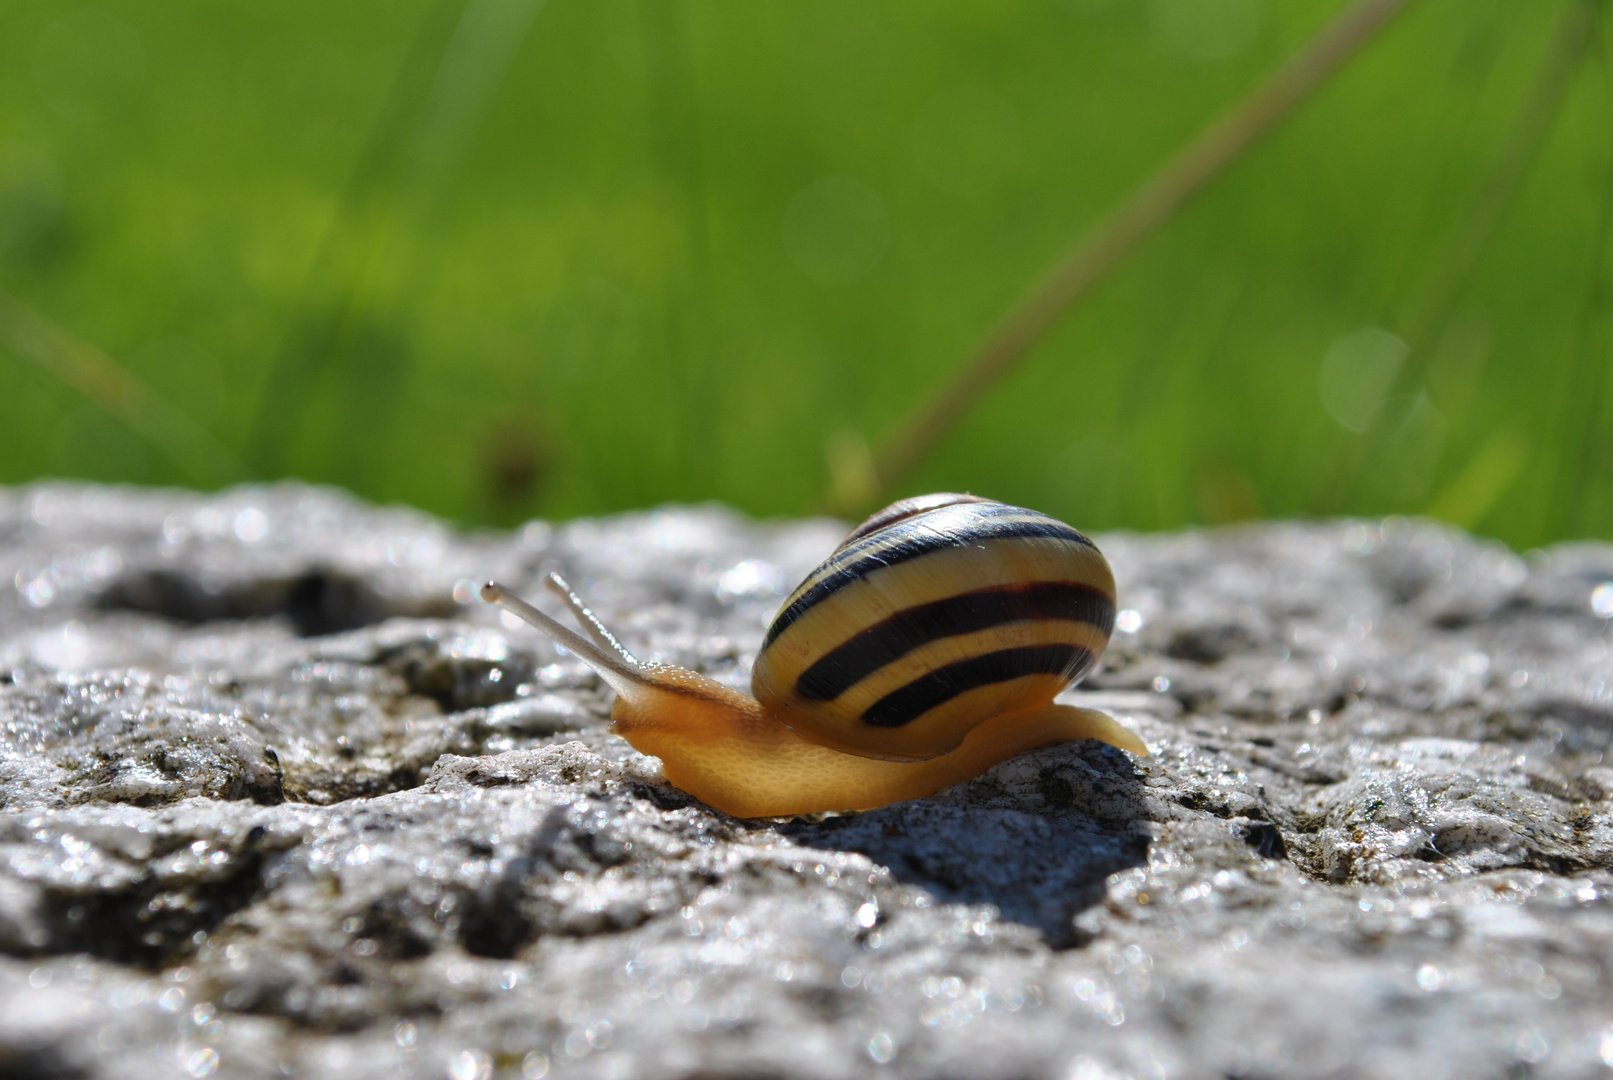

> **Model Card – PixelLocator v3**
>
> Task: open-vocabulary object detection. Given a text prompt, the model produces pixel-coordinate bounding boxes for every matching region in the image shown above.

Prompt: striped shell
[750,494,1116,762]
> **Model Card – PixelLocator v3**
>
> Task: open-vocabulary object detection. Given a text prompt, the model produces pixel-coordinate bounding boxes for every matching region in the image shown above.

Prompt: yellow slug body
[608,663,1145,817]
[481,494,1145,818]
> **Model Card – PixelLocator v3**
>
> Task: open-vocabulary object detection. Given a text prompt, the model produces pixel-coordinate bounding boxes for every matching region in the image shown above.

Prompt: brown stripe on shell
[793,581,1115,703]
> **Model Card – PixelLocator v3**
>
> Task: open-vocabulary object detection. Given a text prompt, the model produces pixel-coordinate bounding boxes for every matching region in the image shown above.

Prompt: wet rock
[0,483,1611,1078]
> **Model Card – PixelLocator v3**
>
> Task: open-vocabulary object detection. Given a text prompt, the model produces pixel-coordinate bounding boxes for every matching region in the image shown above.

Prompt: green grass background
[0,0,1609,548]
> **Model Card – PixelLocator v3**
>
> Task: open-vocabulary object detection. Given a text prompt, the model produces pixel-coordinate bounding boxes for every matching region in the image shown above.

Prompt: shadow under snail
[481,493,1147,818]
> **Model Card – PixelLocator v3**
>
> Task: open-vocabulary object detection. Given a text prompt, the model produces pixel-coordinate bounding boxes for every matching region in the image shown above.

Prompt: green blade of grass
[0,287,242,488]
[849,0,1419,515]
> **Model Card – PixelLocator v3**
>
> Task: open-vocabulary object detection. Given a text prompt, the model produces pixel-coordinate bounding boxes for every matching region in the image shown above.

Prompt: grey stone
[0,483,1611,1079]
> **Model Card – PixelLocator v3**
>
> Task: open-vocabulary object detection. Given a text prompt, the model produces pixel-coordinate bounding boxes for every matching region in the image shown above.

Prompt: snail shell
[752,493,1116,761]
[481,494,1144,818]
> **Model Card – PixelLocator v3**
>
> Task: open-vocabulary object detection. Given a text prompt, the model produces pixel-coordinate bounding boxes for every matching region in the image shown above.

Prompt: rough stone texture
[2,482,1612,1080]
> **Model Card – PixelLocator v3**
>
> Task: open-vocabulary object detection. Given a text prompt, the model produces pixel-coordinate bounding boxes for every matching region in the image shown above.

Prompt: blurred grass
[0,0,1608,548]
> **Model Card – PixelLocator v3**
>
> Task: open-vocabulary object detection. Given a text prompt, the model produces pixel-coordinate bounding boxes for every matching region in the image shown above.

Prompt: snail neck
[480,578,775,748]
[609,664,776,749]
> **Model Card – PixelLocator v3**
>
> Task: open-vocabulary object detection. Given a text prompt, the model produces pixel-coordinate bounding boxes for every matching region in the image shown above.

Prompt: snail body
[482,494,1146,818]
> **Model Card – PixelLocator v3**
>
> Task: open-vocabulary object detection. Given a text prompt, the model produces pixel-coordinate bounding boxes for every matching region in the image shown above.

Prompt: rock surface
[2,482,1612,1079]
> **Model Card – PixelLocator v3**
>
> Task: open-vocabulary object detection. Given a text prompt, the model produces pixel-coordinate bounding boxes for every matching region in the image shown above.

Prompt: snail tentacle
[542,571,639,666]
[480,580,645,697]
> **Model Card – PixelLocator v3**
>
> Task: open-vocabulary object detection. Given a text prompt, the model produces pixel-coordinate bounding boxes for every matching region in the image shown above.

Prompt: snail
[481,493,1146,818]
